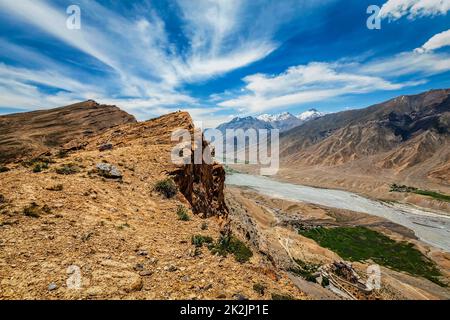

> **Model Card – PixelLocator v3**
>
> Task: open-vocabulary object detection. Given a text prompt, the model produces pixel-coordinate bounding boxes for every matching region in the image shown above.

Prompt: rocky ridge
[0,105,304,300]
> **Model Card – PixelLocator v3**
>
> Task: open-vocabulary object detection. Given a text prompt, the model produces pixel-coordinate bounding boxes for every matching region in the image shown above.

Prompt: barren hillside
[0,105,304,300]
[0,100,137,164]
[277,89,450,205]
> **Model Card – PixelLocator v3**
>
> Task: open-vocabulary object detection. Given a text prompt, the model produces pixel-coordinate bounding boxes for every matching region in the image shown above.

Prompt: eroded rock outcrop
[170,143,228,220]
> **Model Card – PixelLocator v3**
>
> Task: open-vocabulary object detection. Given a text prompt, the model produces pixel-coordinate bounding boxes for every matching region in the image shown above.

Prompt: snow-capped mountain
[297,109,325,121]
[257,112,296,122]
[216,116,273,133]
[216,110,325,133]
[257,112,303,132]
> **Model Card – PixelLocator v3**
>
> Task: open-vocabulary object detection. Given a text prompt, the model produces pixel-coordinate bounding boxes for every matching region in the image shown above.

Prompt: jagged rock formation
[80,111,229,222]
[0,100,137,164]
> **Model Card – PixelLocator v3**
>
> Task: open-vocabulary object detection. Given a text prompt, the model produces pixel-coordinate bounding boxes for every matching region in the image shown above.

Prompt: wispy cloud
[0,0,449,122]
[0,0,292,119]
[216,21,450,114]
[415,29,450,53]
[379,0,450,21]
[217,61,424,113]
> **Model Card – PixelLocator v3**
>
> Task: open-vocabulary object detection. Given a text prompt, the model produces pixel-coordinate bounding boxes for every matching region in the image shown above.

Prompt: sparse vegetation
[209,235,253,263]
[41,205,52,214]
[191,235,213,248]
[390,183,450,203]
[0,194,5,204]
[56,149,69,158]
[176,205,190,221]
[200,222,208,230]
[155,178,177,198]
[33,164,42,173]
[56,163,79,175]
[23,156,53,168]
[23,203,42,218]
[289,259,320,283]
[117,223,130,230]
[46,184,63,191]
[299,226,445,286]
[271,293,295,300]
[253,283,266,296]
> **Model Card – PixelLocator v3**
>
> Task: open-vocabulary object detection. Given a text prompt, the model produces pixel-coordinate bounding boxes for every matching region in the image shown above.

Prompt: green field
[390,184,450,202]
[299,226,445,286]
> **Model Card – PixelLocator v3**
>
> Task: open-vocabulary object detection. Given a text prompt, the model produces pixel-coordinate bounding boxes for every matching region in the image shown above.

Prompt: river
[226,173,450,252]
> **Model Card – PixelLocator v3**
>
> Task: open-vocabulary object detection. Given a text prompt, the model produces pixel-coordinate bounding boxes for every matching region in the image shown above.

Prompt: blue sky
[0,0,449,127]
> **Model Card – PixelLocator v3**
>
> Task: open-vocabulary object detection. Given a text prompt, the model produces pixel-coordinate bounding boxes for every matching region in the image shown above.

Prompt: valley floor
[229,163,450,214]
[225,186,450,300]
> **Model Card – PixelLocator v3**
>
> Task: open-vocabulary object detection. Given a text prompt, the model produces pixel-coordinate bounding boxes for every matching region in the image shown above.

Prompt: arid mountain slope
[281,89,449,164]
[0,100,137,164]
[278,89,450,201]
[0,107,304,300]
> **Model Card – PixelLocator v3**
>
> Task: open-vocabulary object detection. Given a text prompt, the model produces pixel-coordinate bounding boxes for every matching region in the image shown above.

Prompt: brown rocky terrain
[0,100,137,164]
[0,104,304,300]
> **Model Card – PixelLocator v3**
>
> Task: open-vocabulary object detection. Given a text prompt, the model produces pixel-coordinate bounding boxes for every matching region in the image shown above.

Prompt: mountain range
[217,109,325,133]
[274,89,450,210]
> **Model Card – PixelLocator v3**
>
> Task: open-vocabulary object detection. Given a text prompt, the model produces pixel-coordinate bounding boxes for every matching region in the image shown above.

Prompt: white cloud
[218,62,418,112]
[217,27,450,114]
[415,29,450,53]
[361,51,450,77]
[0,0,286,116]
[379,0,450,21]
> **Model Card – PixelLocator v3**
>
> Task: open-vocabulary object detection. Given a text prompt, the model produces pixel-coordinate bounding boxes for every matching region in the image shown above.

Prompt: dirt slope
[0,109,304,300]
[0,100,137,164]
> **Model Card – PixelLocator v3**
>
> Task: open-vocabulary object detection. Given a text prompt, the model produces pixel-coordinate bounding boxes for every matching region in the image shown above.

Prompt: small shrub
[271,293,295,300]
[32,161,50,173]
[0,166,10,173]
[23,203,42,218]
[289,259,320,283]
[253,283,266,296]
[117,223,130,230]
[155,178,177,198]
[56,163,79,175]
[57,149,69,158]
[42,205,52,214]
[210,235,253,263]
[177,205,190,221]
[23,203,52,218]
[47,184,63,191]
[23,157,53,168]
[201,222,208,230]
[321,276,330,287]
[191,235,214,248]
[0,194,5,204]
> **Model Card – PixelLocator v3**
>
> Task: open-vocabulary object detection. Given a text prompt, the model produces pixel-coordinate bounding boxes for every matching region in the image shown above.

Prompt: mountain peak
[297,109,325,121]
[257,112,296,122]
